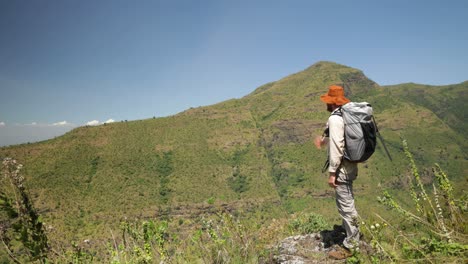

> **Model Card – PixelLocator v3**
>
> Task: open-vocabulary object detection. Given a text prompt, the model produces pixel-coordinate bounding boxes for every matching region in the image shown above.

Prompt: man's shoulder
[328,113,343,123]
[331,107,342,116]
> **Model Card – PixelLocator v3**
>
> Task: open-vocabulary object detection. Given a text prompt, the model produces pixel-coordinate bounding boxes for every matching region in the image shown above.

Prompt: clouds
[53,121,70,126]
[0,118,116,146]
[0,121,77,147]
[0,118,115,127]
[85,119,116,126]
[0,121,75,127]
[86,120,100,126]
[1,119,116,128]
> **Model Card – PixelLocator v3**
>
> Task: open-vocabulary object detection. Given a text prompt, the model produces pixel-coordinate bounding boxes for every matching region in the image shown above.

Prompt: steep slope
[382,81,468,136]
[0,61,466,243]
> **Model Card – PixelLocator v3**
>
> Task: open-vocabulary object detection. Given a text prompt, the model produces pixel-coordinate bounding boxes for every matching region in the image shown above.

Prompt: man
[314,85,359,260]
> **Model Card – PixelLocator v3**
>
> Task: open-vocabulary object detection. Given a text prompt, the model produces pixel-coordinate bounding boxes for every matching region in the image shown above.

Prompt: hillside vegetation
[0,61,466,262]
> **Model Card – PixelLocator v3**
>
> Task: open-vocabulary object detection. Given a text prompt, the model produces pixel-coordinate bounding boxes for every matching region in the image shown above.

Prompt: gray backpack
[322,102,391,172]
[335,102,377,162]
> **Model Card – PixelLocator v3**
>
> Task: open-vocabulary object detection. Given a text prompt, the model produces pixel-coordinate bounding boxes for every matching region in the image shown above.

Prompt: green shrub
[228,173,250,194]
[0,158,49,263]
[289,212,331,234]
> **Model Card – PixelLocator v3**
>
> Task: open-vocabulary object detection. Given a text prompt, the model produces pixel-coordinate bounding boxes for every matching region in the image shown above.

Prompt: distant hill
[1,61,466,243]
[381,81,468,136]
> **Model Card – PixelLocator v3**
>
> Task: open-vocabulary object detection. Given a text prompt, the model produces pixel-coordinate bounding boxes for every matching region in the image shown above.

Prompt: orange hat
[320,85,350,105]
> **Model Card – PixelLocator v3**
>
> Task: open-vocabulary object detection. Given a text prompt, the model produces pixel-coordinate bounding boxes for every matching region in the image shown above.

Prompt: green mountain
[381,81,468,135]
[1,61,466,244]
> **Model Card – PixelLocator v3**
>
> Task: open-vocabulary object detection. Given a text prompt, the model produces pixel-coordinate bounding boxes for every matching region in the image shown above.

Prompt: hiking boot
[328,246,353,260]
[333,224,346,233]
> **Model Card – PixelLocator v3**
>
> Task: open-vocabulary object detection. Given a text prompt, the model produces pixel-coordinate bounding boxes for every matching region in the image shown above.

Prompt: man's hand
[314,136,326,149]
[328,173,337,188]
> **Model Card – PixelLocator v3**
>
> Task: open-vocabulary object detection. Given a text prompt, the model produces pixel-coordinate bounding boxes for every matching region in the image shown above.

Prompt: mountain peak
[306,61,353,70]
[248,61,378,98]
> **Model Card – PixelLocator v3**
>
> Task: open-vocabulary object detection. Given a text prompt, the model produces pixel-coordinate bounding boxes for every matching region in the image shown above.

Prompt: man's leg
[335,183,359,249]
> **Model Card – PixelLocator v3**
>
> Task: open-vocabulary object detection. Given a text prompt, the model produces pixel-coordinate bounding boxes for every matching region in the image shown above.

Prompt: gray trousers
[335,182,360,249]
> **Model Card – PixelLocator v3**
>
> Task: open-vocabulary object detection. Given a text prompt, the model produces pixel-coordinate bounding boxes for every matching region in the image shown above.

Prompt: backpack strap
[331,107,343,117]
[321,158,330,173]
[322,107,342,138]
[372,116,393,161]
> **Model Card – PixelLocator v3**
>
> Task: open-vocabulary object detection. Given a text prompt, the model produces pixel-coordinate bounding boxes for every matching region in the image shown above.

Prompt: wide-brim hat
[320,85,350,105]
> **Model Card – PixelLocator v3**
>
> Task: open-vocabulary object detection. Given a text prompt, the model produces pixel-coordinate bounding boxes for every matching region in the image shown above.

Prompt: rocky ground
[272,227,373,263]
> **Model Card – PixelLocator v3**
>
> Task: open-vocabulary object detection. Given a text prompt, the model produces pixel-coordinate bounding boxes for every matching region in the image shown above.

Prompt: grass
[1,143,467,263]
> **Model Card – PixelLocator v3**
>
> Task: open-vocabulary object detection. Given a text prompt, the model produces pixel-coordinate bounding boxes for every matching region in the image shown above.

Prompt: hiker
[314,85,359,260]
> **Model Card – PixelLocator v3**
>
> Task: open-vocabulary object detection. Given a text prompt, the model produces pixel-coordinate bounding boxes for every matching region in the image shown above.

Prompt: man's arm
[327,115,345,188]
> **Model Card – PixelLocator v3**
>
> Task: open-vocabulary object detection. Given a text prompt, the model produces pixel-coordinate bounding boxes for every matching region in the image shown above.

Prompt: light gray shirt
[327,108,358,182]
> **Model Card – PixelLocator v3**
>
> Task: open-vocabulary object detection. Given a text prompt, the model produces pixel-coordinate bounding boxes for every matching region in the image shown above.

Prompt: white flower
[375,223,380,228]
[371,225,375,230]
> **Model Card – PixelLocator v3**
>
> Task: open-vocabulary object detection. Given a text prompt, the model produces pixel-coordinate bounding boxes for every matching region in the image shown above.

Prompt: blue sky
[1,0,467,146]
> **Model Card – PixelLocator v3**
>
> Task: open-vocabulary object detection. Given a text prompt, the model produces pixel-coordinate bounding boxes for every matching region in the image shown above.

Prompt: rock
[274,233,339,263]
[273,229,373,263]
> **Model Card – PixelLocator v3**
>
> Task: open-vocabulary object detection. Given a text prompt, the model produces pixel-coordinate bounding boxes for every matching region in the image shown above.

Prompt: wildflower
[371,225,375,230]
[375,223,380,228]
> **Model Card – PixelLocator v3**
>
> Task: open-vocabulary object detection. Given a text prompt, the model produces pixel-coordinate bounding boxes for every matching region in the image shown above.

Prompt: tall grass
[374,139,467,263]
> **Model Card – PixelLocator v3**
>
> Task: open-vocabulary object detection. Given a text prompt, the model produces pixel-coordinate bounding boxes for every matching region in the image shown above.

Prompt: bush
[0,158,49,263]
[289,212,331,234]
[228,173,250,194]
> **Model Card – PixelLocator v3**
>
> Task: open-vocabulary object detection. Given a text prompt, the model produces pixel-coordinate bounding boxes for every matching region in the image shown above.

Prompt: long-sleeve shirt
[327,108,358,183]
